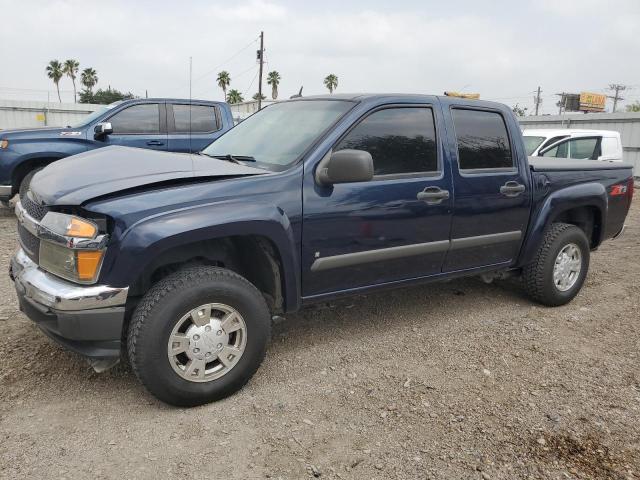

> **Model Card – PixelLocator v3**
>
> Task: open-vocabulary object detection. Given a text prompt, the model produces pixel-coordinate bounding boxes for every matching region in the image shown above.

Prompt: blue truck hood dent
[30,145,268,206]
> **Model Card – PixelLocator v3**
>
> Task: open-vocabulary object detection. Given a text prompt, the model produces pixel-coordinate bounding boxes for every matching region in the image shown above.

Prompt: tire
[127,266,271,407]
[19,167,44,200]
[522,223,590,307]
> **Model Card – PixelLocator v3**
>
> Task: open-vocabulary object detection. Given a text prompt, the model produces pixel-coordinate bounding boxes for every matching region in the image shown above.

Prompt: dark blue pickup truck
[10,94,633,406]
[0,98,233,206]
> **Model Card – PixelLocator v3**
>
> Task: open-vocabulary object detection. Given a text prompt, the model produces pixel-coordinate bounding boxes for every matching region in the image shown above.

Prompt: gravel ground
[0,200,639,480]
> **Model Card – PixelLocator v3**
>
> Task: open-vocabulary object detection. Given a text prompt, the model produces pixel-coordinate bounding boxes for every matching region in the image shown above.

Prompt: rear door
[302,103,453,297]
[167,103,225,153]
[102,102,168,150]
[442,104,531,272]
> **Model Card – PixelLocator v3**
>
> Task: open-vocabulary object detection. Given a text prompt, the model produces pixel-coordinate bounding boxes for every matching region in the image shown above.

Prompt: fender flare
[518,182,607,266]
[102,200,301,312]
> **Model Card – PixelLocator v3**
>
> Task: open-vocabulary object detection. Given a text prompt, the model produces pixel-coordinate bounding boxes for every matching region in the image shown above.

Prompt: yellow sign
[579,92,606,112]
[444,91,480,99]
[35,113,45,121]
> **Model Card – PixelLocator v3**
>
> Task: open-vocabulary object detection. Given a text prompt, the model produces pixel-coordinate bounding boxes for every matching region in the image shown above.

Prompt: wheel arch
[11,154,67,196]
[102,202,301,314]
[518,182,607,266]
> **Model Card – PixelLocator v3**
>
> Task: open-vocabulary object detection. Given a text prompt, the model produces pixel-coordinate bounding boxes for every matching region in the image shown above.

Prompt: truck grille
[21,190,48,221]
[18,223,40,263]
[17,188,48,264]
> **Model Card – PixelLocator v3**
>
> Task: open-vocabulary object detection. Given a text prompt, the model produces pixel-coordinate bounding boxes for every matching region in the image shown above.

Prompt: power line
[193,63,257,98]
[192,36,259,84]
[244,68,260,97]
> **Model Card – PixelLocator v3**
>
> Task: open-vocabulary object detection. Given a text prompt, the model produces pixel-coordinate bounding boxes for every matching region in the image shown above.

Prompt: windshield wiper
[197,152,257,165]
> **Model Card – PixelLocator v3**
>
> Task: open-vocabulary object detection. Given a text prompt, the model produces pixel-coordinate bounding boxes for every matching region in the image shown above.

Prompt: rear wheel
[522,223,590,306]
[127,266,271,407]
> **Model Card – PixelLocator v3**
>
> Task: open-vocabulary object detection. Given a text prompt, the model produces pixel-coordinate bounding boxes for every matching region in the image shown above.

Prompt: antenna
[189,56,193,154]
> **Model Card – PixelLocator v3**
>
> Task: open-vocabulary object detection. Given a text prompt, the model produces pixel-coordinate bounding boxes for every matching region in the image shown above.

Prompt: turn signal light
[77,251,104,281]
[66,217,97,238]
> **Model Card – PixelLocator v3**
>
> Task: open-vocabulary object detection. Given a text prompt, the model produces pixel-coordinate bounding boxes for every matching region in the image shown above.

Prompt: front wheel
[127,266,271,407]
[522,223,590,306]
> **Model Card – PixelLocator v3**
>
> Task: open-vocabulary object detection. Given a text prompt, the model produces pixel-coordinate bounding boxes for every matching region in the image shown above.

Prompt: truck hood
[0,126,83,141]
[30,146,268,206]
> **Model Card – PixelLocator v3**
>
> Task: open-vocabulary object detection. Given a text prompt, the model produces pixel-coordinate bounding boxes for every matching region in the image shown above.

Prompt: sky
[1,0,639,114]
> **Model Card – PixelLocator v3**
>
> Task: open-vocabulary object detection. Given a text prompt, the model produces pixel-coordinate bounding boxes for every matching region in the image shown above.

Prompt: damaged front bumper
[10,248,128,367]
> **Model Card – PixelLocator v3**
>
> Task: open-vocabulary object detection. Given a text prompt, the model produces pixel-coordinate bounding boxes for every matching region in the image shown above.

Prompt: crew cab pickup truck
[0,98,233,206]
[10,94,633,407]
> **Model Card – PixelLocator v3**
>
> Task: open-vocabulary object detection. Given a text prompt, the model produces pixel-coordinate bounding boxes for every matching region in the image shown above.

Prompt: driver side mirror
[94,122,113,139]
[315,149,374,186]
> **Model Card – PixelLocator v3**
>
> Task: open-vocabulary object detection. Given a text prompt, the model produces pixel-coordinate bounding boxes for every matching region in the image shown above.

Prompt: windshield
[69,101,123,128]
[523,135,546,155]
[202,100,354,170]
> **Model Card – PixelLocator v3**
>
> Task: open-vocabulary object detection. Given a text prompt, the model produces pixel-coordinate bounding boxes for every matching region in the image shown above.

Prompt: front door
[441,104,531,272]
[302,103,453,298]
[102,102,168,151]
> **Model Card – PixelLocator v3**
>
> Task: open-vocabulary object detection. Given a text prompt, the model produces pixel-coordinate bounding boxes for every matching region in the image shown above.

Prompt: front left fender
[100,199,301,312]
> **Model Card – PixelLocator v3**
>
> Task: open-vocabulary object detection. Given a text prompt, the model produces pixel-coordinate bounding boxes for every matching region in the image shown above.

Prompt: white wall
[0,99,101,130]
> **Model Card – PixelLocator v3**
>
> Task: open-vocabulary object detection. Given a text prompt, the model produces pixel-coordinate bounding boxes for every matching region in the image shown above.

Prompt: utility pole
[534,86,542,116]
[607,84,626,113]
[257,31,264,110]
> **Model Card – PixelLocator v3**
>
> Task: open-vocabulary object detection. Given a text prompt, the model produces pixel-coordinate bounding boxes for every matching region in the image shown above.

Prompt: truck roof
[118,98,227,105]
[287,93,509,110]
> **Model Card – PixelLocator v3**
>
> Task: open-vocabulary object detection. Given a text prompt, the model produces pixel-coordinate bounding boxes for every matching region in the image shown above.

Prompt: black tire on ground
[18,167,44,200]
[522,222,590,307]
[127,266,271,407]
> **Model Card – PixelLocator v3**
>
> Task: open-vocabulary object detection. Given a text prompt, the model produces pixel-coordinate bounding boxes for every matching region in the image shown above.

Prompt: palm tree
[46,60,64,103]
[252,92,266,101]
[226,89,244,104]
[80,68,98,94]
[324,74,338,94]
[63,59,80,103]
[217,71,231,101]
[267,71,281,100]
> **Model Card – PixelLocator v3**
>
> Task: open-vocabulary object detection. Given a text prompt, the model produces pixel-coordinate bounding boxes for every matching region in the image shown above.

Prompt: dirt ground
[0,199,639,480]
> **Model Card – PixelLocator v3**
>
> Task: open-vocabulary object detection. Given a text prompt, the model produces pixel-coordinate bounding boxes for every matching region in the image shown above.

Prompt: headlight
[38,212,107,284]
[41,212,97,238]
[0,139,8,149]
[39,241,105,283]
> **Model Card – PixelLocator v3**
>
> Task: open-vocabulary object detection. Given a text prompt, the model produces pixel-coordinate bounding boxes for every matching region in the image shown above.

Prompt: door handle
[500,181,526,197]
[146,140,164,146]
[417,187,450,204]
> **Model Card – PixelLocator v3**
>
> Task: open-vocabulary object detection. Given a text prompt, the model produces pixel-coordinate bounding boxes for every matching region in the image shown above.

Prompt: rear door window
[541,140,569,158]
[569,137,599,159]
[335,107,438,176]
[109,104,160,134]
[173,104,219,133]
[451,109,513,171]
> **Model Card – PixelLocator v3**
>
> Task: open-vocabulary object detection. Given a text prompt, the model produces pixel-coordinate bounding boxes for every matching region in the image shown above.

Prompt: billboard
[579,92,606,112]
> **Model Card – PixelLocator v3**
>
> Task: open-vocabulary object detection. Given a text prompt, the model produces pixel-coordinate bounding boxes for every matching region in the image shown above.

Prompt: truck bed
[528,157,633,172]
